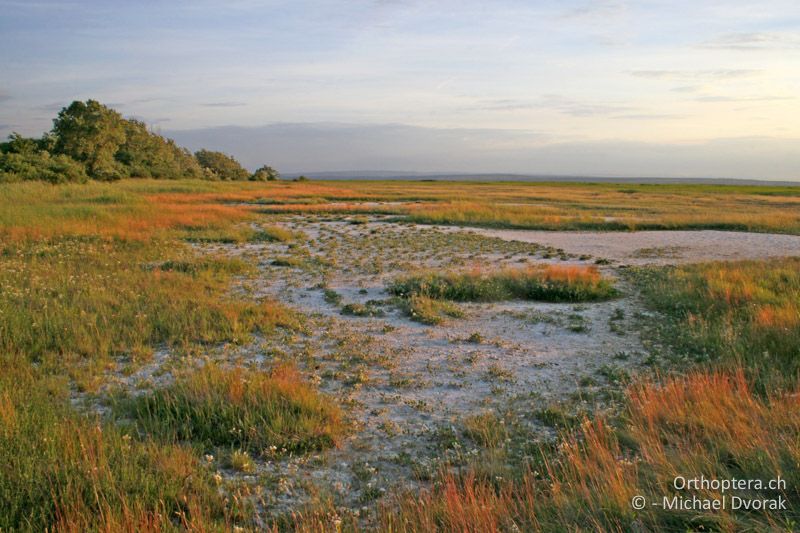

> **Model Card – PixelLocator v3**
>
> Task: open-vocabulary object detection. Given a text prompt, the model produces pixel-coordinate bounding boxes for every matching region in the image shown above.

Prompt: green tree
[0,132,88,184]
[194,149,249,181]
[0,132,39,155]
[251,165,279,181]
[52,100,127,180]
[116,119,202,179]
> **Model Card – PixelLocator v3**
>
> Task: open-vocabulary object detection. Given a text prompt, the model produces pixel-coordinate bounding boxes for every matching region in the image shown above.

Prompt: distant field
[1,179,799,531]
[6,178,800,236]
[20,178,797,235]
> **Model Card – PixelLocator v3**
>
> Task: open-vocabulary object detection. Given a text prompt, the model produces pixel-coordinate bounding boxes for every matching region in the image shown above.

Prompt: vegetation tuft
[120,363,344,455]
[389,264,618,303]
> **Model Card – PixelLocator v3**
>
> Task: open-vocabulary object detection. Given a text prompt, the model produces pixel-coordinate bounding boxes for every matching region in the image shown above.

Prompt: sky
[1,0,799,179]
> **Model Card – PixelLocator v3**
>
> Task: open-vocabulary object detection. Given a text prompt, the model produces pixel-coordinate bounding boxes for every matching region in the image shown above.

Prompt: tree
[251,165,279,181]
[0,132,88,184]
[51,100,127,180]
[194,149,249,181]
[116,119,202,179]
[0,132,39,155]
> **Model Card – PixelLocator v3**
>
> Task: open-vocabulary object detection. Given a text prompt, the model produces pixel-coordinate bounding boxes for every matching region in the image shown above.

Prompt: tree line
[0,100,279,183]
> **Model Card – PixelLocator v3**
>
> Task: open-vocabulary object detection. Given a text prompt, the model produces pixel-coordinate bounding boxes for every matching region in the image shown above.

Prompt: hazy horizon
[2,1,799,180]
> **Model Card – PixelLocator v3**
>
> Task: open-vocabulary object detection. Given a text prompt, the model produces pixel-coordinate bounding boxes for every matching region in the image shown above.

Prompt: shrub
[195,149,250,181]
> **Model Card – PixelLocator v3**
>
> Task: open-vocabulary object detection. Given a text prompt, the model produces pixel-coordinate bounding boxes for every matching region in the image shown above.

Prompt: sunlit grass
[390,264,618,303]
[2,178,799,530]
[374,372,799,532]
[120,362,344,455]
[0,362,240,532]
[0,239,299,391]
[0,179,323,530]
[632,258,800,391]
[368,258,800,532]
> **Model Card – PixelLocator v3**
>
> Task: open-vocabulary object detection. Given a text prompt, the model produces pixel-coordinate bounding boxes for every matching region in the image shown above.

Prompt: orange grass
[376,371,800,532]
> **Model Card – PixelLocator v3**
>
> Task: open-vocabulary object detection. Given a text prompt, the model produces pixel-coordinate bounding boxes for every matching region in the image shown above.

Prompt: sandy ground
[200,218,652,518]
[469,228,800,265]
[75,216,798,524]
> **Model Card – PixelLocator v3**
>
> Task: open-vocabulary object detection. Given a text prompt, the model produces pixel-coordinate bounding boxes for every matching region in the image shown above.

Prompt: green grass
[0,180,335,530]
[389,264,617,303]
[119,363,344,455]
[0,239,300,392]
[0,362,237,531]
[361,258,800,533]
[399,294,465,325]
[341,302,386,317]
[630,258,800,392]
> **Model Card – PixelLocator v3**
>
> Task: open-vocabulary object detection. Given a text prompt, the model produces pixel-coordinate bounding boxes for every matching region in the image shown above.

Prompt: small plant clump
[120,363,344,455]
[398,294,464,325]
[389,264,617,304]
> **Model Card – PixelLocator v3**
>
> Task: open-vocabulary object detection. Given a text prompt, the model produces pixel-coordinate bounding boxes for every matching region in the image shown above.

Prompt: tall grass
[0,362,239,531]
[121,363,344,455]
[389,265,618,303]
[0,180,329,530]
[632,258,800,391]
[377,371,799,532]
[370,258,800,532]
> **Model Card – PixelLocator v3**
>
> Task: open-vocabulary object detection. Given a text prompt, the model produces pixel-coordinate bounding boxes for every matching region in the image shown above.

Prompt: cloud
[693,95,795,103]
[128,115,172,125]
[471,95,634,116]
[165,122,800,180]
[612,113,687,120]
[200,101,248,108]
[630,69,761,81]
[699,32,800,50]
[561,1,626,20]
[33,101,66,112]
[0,91,10,103]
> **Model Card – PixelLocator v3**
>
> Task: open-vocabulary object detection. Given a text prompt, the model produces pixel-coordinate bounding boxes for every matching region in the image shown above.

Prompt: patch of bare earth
[192,217,654,522]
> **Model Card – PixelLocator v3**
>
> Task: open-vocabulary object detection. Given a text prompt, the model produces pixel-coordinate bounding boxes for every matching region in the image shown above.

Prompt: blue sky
[1,0,799,178]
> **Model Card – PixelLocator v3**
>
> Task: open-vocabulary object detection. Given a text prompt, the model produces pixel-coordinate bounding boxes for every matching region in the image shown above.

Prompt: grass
[341,302,386,317]
[120,363,344,455]
[398,294,465,325]
[378,372,799,532]
[219,179,800,235]
[11,178,795,236]
[389,264,618,303]
[362,257,800,532]
[0,239,299,391]
[3,178,800,530]
[631,258,800,392]
[0,362,238,532]
[0,180,333,530]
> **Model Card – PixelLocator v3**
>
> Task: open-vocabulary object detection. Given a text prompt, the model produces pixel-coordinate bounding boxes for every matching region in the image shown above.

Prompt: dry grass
[375,371,799,532]
[370,258,800,532]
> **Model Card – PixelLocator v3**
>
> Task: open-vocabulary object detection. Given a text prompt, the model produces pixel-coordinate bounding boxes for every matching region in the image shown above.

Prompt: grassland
[119,362,343,454]
[7,178,798,236]
[367,258,800,532]
[1,178,798,531]
[0,180,338,531]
